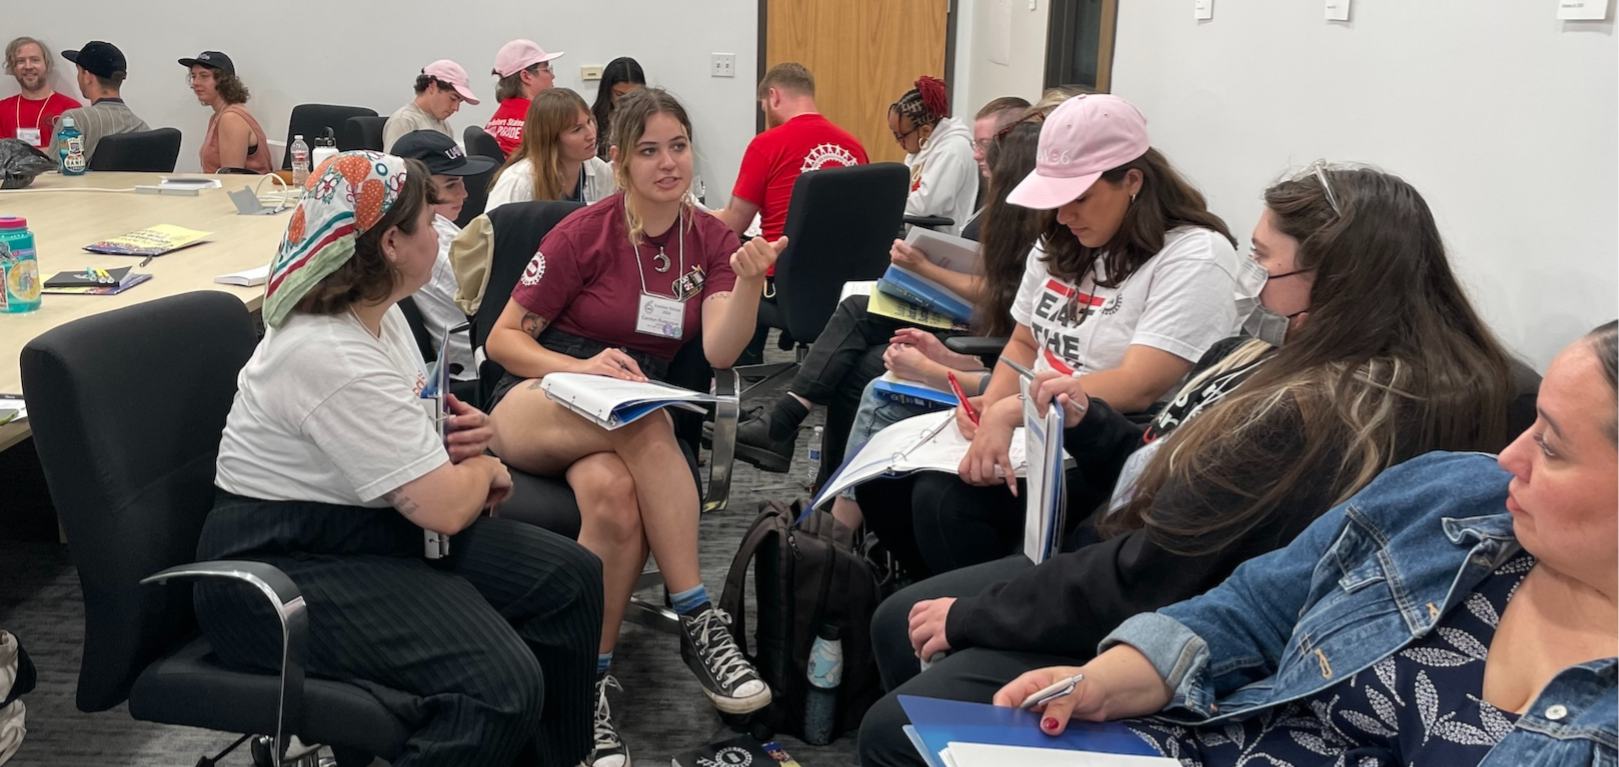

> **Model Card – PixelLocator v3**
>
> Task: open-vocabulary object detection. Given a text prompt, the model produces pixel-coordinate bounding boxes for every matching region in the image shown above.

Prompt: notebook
[40,271,152,295]
[868,289,971,332]
[43,266,140,289]
[809,410,1038,509]
[214,264,270,287]
[899,696,1164,766]
[946,742,1178,767]
[872,371,959,410]
[539,372,730,430]
[84,225,212,257]
[0,394,25,427]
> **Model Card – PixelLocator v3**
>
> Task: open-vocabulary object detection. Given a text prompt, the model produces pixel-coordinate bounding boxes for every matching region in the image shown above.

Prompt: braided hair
[892,76,949,129]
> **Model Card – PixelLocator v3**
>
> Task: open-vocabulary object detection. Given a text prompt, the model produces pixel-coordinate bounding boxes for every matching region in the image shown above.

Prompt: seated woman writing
[487,88,614,212]
[484,88,781,767]
[856,163,1521,767]
[856,92,1257,579]
[993,322,1617,767]
[195,151,604,767]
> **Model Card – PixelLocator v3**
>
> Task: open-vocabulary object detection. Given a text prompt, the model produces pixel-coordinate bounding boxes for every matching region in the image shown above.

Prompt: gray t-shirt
[58,98,149,163]
[383,101,453,151]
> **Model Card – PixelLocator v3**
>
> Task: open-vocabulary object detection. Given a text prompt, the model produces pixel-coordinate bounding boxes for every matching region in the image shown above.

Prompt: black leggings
[194,491,604,766]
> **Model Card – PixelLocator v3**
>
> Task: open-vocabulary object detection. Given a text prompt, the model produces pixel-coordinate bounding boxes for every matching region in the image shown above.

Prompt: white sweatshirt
[903,116,978,236]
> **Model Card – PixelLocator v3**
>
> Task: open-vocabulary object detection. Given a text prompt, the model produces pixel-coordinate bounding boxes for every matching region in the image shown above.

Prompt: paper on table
[1021,374,1066,565]
[1558,0,1608,19]
[83,225,212,257]
[214,264,271,287]
[946,742,1178,767]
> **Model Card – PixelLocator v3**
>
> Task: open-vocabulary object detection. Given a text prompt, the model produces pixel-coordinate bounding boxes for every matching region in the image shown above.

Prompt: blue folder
[898,695,1159,760]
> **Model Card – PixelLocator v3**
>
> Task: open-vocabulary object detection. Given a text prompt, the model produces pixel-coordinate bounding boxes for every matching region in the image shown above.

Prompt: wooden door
[764,0,952,164]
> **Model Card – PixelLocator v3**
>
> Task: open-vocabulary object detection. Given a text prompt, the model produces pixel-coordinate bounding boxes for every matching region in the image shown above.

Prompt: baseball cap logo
[443,146,466,160]
[1039,149,1078,165]
[199,53,212,60]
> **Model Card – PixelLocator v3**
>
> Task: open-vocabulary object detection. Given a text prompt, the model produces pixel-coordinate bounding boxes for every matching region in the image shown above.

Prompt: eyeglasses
[530,62,552,74]
[892,124,919,143]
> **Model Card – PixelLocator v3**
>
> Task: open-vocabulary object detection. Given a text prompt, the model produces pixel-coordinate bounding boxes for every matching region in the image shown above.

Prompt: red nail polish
[1043,717,1059,731]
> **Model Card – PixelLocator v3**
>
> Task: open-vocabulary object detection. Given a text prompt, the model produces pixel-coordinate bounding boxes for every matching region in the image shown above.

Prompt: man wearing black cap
[391,130,499,385]
[57,40,148,163]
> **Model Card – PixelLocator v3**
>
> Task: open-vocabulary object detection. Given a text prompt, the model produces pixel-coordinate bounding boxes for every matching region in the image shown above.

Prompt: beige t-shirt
[383,101,453,151]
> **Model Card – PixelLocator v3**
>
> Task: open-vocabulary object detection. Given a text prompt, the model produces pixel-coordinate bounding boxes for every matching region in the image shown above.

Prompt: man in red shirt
[0,37,80,152]
[715,62,867,363]
[483,40,562,156]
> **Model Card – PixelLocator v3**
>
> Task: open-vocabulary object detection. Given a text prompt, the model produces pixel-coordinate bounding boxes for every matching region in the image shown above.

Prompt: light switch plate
[1324,0,1351,20]
[711,53,736,78]
[581,65,604,81]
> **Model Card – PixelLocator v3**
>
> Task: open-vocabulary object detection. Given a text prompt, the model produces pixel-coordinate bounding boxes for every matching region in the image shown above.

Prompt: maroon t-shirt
[510,193,742,361]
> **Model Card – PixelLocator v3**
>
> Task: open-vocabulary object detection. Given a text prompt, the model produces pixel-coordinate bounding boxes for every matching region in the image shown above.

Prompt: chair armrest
[944,336,1010,358]
[704,368,741,513]
[142,561,306,767]
[903,214,955,230]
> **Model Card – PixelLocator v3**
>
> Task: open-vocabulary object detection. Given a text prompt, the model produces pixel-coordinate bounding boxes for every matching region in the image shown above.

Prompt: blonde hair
[4,37,51,77]
[491,89,592,203]
[609,87,696,245]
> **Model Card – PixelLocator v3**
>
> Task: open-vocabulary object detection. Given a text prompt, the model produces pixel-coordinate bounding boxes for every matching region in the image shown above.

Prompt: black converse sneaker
[588,675,630,767]
[678,602,772,714]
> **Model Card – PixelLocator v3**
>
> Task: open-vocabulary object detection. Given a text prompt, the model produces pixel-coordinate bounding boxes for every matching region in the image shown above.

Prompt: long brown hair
[610,87,696,244]
[490,88,592,202]
[1039,148,1234,287]
[973,121,1043,336]
[1102,165,1515,554]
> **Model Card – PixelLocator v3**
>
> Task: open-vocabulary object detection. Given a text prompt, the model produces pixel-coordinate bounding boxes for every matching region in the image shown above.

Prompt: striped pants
[194,491,603,766]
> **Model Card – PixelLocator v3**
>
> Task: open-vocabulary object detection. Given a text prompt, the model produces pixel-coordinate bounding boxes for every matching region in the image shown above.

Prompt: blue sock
[671,584,710,615]
[596,652,613,676]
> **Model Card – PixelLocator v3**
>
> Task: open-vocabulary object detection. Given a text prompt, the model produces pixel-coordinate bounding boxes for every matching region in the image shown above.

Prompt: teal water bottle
[0,217,41,313]
[57,116,85,176]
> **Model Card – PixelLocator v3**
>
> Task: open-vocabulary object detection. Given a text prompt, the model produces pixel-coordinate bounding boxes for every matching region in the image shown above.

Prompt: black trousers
[859,555,1076,767]
[194,491,604,767]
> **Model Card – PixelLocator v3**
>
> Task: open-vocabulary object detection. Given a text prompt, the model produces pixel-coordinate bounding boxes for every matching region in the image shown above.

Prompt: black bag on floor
[719,499,884,741]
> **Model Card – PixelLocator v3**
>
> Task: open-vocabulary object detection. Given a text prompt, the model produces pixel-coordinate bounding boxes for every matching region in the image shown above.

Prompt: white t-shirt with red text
[1010,226,1245,378]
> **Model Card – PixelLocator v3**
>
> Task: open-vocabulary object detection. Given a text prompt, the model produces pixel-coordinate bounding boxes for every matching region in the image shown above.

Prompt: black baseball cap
[63,41,127,79]
[390,131,498,176]
[178,51,235,76]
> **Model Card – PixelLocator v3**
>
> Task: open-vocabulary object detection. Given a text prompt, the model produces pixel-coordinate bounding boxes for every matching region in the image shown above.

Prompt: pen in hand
[947,371,979,426]
[1019,673,1085,709]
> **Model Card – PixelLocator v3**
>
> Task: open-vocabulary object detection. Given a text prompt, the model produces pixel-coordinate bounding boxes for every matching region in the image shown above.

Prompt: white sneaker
[590,675,630,767]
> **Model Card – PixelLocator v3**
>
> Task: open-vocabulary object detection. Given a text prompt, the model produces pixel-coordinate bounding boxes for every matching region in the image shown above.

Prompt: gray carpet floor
[0,354,866,766]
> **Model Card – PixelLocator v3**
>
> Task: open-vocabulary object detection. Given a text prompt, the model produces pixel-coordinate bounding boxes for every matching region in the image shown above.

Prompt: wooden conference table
[0,172,291,452]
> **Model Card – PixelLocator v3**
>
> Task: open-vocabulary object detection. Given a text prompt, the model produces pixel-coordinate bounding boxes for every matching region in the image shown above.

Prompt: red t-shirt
[484,97,530,157]
[731,113,868,243]
[0,92,81,150]
[510,193,742,362]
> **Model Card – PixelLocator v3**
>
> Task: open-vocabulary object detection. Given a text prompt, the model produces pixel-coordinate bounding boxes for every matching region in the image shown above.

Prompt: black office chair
[283,105,377,169]
[20,292,407,767]
[88,128,183,172]
[736,163,908,394]
[340,115,387,152]
[457,126,504,228]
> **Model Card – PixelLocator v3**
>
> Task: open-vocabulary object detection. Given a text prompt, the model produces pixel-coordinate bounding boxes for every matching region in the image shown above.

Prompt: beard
[15,73,45,92]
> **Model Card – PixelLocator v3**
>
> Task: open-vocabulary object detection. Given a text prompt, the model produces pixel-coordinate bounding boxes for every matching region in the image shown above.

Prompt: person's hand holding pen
[573,347,647,382]
[992,646,1175,736]
[1029,371,1091,428]
[958,395,1021,494]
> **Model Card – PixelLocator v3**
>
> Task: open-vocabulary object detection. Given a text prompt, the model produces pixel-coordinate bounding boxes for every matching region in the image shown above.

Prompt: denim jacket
[1103,451,1617,766]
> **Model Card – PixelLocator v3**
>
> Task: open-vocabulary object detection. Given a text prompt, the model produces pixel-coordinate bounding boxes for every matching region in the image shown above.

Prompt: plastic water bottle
[804,425,824,487]
[57,117,85,176]
[290,135,311,187]
[803,624,843,745]
[0,217,41,313]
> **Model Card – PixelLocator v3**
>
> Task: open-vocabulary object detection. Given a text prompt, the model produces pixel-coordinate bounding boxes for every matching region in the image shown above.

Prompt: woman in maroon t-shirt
[484,87,786,765]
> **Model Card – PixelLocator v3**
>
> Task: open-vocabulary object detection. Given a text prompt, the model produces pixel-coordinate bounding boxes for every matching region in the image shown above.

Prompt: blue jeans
[840,378,942,500]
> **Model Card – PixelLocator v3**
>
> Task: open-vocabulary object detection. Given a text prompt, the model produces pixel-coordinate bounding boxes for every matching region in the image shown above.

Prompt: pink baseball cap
[422,60,480,105]
[1007,94,1150,210]
[493,40,563,78]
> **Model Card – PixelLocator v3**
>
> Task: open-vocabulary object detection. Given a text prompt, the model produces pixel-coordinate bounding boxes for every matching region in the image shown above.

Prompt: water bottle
[290,135,311,187]
[0,217,42,314]
[804,425,824,487]
[311,135,338,170]
[803,624,843,746]
[57,116,85,176]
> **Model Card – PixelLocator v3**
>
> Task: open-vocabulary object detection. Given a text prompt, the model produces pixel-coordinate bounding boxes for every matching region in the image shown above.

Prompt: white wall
[953,0,1052,115]
[0,0,759,204]
[955,0,1617,367]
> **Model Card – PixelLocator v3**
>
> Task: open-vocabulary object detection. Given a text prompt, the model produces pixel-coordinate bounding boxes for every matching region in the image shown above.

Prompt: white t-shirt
[215,307,447,507]
[1010,226,1246,377]
[413,215,477,380]
[486,156,614,212]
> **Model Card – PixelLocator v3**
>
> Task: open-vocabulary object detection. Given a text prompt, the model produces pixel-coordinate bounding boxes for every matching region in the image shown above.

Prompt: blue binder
[898,695,1160,761]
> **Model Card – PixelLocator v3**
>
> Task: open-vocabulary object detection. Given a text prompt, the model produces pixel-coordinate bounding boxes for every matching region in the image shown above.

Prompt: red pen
[947,371,979,425]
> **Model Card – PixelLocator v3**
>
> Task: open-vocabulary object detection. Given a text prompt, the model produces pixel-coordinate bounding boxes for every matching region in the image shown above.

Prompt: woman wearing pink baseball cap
[484,40,563,156]
[383,59,480,151]
[857,93,1261,578]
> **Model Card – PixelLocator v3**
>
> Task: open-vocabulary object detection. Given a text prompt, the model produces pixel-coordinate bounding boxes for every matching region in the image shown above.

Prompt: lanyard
[632,209,686,298]
[15,93,47,136]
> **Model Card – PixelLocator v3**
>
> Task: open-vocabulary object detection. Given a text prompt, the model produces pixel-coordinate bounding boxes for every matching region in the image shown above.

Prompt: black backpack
[719,500,884,741]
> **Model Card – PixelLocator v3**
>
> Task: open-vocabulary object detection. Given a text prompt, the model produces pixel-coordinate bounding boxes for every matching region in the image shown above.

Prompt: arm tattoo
[520,312,548,340]
[382,490,421,518]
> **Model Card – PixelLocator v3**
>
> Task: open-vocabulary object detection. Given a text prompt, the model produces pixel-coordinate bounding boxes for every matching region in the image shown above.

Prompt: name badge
[17,128,41,147]
[672,265,707,302]
[636,292,685,339]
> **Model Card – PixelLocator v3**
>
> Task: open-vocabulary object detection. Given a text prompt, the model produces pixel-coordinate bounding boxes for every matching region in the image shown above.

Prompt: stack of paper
[540,372,729,429]
[84,225,212,257]
[899,696,1176,767]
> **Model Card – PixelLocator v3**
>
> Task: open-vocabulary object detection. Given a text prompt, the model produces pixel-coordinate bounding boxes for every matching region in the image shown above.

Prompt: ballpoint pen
[1019,673,1085,709]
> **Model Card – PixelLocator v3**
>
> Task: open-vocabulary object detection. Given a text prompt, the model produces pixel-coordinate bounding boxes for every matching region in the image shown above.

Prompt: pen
[946,371,979,425]
[999,355,1036,380]
[138,255,155,267]
[1019,673,1085,709]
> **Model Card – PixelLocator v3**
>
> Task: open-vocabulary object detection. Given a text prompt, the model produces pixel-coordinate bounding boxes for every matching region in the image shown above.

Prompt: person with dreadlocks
[889,76,978,236]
